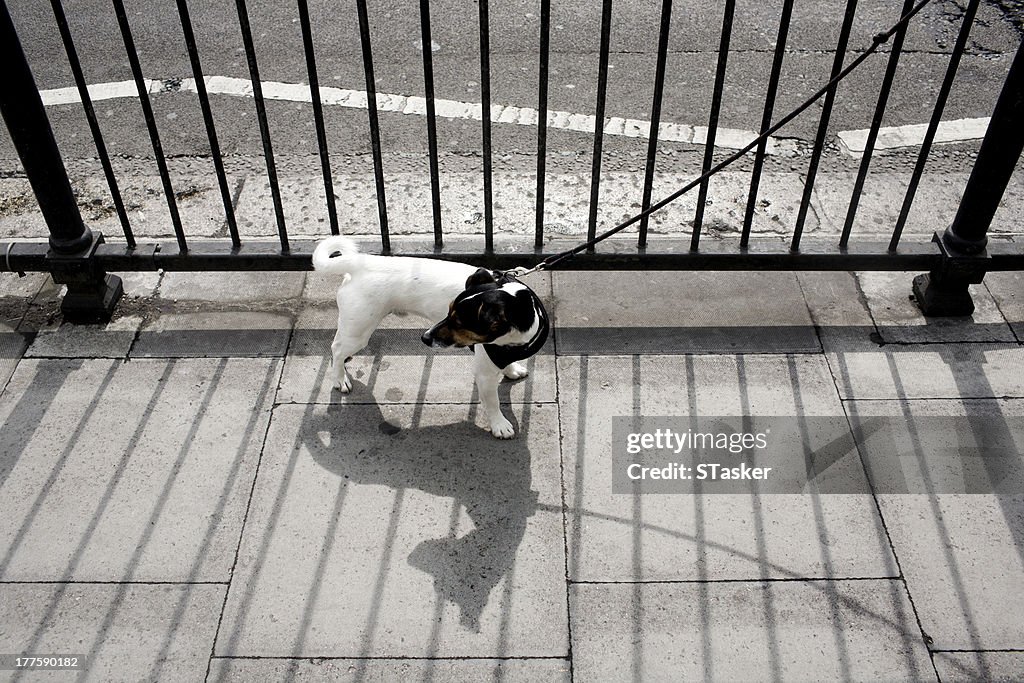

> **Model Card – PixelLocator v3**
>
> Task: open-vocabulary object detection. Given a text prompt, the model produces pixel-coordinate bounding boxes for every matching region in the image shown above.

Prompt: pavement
[0,260,1022,682]
[2,1,1024,680]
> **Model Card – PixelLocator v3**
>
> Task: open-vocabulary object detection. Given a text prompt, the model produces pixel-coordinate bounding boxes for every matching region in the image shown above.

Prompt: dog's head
[422,269,541,349]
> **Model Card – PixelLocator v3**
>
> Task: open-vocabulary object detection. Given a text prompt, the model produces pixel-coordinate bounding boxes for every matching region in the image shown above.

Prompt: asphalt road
[2,0,1022,169]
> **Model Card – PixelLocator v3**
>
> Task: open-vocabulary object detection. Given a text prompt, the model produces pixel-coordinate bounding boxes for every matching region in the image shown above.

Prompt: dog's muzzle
[421,324,453,348]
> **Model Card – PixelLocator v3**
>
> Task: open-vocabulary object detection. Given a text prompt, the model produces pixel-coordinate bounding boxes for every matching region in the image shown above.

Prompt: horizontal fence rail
[4,238,1024,273]
[1,0,1023,321]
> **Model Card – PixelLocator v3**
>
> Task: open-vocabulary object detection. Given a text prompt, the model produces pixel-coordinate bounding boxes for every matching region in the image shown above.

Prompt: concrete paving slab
[985,271,1024,340]
[558,354,895,581]
[233,175,337,239]
[25,315,141,359]
[797,271,875,328]
[826,344,1024,400]
[858,272,1014,343]
[235,171,818,242]
[131,311,292,357]
[0,274,46,368]
[215,402,567,658]
[0,271,48,299]
[160,270,305,302]
[846,399,1024,650]
[933,652,1024,683]
[813,172,1024,241]
[644,171,820,240]
[278,306,555,405]
[303,271,344,303]
[208,657,571,682]
[797,271,878,353]
[115,271,161,299]
[0,583,224,683]
[0,332,28,396]
[570,581,934,683]
[26,273,64,308]
[552,271,819,354]
[0,357,278,581]
[0,175,238,240]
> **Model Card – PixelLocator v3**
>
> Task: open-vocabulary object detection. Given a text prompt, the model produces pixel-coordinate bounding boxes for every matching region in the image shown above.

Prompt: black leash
[511,0,937,278]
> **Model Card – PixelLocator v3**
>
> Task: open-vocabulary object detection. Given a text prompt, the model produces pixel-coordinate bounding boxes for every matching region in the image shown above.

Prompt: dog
[312,236,548,439]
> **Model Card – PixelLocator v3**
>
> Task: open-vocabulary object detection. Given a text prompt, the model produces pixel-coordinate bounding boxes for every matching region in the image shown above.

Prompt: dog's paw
[489,416,516,439]
[332,374,352,393]
[503,362,529,381]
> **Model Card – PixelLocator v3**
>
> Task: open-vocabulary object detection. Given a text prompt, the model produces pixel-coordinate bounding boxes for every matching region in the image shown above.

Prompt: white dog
[312,236,549,438]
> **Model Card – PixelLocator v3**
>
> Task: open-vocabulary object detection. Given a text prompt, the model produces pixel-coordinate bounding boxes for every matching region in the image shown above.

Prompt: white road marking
[38,76,792,155]
[837,117,989,156]
[40,80,155,105]
[37,76,989,156]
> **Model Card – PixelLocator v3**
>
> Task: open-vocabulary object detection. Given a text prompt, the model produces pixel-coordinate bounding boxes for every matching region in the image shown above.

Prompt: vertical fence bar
[534,0,551,249]
[111,0,187,252]
[1,1,122,321]
[691,0,735,251]
[791,0,858,250]
[837,0,914,248]
[176,0,240,247]
[889,0,979,251]
[638,0,673,249]
[297,0,339,237]
[587,0,613,250]
[741,0,793,248]
[1,3,91,254]
[419,0,443,248]
[479,0,494,252]
[944,37,1024,248]
[50,0,134,248]
[355,0,389,252]
[235,0,289,251]
[912,37,1024,316]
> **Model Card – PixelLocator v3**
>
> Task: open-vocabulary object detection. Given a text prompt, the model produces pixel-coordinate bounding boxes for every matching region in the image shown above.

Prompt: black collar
[480,271,550,369]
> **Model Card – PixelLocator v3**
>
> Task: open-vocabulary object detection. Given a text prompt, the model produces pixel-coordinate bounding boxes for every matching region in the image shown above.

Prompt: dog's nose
[421,330,433,346]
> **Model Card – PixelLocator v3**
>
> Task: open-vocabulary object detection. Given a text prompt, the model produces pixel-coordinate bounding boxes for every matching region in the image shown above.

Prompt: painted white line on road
[837,117,989,156]
[40,80,155,106]
[38,76,988,156]
[38,76,791,155]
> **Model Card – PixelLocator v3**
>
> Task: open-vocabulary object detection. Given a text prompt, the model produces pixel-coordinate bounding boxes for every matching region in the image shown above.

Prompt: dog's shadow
[300,401,538,632]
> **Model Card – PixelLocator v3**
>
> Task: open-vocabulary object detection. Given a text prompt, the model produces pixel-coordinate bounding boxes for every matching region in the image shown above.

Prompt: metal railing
[0,0,1022,322]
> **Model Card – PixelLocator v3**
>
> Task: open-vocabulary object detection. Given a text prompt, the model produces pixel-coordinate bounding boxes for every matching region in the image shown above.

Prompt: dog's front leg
[473,347,515,439]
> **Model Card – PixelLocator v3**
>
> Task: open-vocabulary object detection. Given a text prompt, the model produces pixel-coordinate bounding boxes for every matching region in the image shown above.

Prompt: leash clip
[506,264,545,279]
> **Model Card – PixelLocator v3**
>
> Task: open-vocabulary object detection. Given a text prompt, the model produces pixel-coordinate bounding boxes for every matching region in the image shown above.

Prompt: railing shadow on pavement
[831,334,1024,682]
[563,344,1017,681]
[0,356,279,682]
[214,350,540,682]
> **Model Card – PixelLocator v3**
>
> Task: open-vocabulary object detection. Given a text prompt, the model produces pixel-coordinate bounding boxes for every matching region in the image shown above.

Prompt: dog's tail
[312,236,362,277]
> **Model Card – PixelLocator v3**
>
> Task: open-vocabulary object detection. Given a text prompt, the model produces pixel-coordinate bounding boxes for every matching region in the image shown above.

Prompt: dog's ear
[465,268,496,289]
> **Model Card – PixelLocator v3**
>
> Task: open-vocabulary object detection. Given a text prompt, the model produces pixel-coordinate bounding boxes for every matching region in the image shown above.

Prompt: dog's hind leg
[329,329,364,393]
[329,309,379,393]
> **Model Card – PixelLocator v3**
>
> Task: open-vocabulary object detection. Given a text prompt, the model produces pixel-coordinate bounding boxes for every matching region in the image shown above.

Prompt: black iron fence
[0,0,1022,322]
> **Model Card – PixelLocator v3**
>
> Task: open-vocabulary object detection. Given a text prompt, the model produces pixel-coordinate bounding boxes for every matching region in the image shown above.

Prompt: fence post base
[912,229,988,317]
[912,272,976,317]
[48,232,124,324]
[55,273,124,324]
